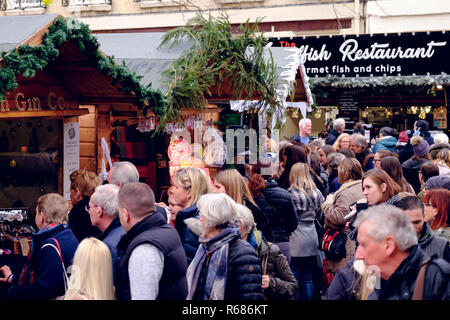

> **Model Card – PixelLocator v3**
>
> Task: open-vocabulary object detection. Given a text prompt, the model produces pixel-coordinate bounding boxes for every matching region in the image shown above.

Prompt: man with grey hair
[290,117,312,145]
[350,133,374,171]
[108,161,140,187]
[326,118,345,145]
[88,184,125,283]
[354,204,449,300]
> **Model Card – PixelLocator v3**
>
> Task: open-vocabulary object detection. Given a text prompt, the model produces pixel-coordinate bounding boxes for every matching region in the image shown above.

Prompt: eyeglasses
[423,203,433,207]
[373,159,381,162]
[85,205,99,212]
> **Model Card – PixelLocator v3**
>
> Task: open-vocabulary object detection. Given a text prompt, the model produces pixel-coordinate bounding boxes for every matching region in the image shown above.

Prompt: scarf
[186,226,240,300]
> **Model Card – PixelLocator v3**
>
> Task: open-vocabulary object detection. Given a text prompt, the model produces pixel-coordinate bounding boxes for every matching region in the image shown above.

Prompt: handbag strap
[41,238,69,292]
[412,257,431,300]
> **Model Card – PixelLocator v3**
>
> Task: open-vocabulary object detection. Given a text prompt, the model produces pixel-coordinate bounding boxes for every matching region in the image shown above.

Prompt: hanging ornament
[313,108,322,119]
[419,110,426,119]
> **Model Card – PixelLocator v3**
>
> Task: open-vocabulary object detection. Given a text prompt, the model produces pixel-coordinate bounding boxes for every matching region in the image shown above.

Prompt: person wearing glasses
[396,196,450,262]
[88,184,125,284]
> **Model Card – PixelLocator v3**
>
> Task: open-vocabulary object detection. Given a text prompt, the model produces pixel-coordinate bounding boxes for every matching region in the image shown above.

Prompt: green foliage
[159,11,282,130]
[0,16,167,121]
[309,74,450,89]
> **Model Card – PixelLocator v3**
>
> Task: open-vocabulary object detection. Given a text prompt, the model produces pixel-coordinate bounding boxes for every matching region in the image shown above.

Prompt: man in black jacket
[116,182,188,300]
[326,118,346,145]
[354,204,449,300]
[396,196,450,262]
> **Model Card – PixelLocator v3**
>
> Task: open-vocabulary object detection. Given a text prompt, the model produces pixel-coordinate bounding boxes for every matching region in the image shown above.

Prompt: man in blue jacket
[0,193,79,300]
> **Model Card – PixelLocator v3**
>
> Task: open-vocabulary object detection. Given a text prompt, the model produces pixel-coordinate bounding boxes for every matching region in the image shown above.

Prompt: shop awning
[0,15,165,118]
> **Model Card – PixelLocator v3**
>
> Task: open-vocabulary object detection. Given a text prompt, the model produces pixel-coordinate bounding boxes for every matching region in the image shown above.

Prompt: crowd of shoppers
[0,118,448,301]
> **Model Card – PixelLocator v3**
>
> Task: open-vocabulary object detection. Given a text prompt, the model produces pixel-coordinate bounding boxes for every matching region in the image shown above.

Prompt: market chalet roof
[95,32,314,107]
[0,14,153,109]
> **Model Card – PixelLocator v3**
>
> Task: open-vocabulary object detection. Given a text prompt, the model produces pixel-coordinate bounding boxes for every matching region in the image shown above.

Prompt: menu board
[338,90,360,133]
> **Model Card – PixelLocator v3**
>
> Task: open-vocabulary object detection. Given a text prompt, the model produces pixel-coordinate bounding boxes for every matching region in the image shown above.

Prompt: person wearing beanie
[430,133,450,159]
[372,127,398,154]
[402,136,432,193]
[414,120,435,146]
[394,131,414,163]
[426,175,450,192]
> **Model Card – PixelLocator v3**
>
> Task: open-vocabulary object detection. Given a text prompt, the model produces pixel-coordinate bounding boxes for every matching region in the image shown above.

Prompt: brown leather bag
[412,258,431,300]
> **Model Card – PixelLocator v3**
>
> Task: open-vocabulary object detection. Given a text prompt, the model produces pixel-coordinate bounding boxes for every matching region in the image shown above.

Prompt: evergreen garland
[158,12,282,130]
[0,16,167,122]
[309,74,450,89]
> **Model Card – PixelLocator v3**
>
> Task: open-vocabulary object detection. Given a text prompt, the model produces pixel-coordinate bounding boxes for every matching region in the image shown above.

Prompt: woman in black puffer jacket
[248,171,298,263]
[236,203,298,300]
[186,193,262,300]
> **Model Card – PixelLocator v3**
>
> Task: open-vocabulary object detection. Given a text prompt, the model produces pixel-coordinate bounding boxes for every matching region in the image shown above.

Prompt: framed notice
[63,119,80,200]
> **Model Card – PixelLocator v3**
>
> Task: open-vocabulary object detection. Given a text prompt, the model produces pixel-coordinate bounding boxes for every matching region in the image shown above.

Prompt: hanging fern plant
[158,11,283,130]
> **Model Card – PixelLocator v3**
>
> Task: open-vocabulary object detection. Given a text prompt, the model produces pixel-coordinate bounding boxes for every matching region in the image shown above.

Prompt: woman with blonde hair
[235,203,298,300]
[172,167,212,264]
[434,148,450,176]
[288,163,324,300]
[65,238,116,300]
[68,168,103,242]
[213,169,274,242]
[332,133,351,152]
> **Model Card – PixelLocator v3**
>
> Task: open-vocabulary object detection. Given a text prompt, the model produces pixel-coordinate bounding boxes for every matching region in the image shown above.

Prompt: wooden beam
[0,109,90,119]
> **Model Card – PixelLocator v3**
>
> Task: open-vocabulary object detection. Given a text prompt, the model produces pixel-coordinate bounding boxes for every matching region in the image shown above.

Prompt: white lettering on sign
[339,39,447,62]
[298,44,332,63]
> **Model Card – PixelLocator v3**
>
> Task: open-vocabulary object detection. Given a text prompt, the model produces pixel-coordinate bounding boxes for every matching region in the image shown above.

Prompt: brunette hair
[419,162,440,182]
[423,188,450,230]
[70,169,102,198]
[362,168,402,204]
[380,156,411,193]
[277,145,308,189]
[338,157,363,184]
[375,150,398,160]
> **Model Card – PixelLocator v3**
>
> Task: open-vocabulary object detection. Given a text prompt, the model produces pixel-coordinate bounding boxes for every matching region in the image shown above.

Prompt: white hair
[433,133,449,145]
[91,184,120,217]
[110,161,139,186]
[299,118,312,129]
[197,193,237,229]
[353,204,418,251]
[234,203,256,234]
[333,118,346,130]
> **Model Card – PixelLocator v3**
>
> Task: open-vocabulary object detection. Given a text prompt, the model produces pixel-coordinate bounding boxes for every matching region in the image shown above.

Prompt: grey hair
[353,204,418,251]
[110,161,139,186]
[299,118,312,129]
[91,184,120,217]
[197,193,237,230]
[350,133,368,149]
[234,203,256,234]
[327,152,345,171]
[333,118,346,130]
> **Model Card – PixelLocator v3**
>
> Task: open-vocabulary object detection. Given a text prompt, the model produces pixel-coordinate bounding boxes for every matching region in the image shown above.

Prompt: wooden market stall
[0,14,162,209]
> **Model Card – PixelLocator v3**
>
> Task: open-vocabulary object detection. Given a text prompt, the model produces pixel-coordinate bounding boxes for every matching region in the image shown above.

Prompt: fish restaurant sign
[269,31,449,77]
